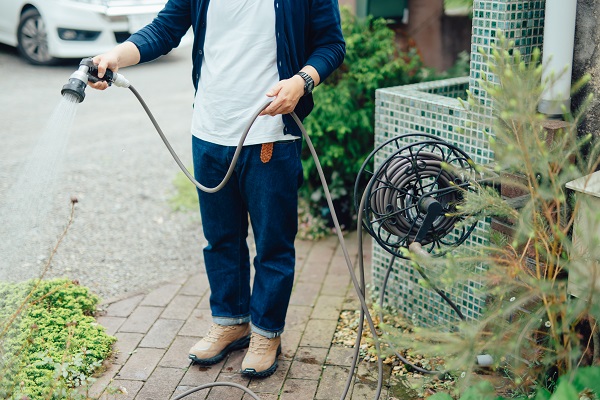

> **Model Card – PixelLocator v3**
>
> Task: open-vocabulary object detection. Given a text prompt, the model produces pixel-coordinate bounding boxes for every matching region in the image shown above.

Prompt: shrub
[302,7,468,230]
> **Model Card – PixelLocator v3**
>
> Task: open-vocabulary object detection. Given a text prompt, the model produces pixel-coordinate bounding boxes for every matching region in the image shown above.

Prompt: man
[90,0,345,378]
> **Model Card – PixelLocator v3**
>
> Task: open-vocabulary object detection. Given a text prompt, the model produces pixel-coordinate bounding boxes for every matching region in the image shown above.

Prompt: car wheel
[17,8,58,65]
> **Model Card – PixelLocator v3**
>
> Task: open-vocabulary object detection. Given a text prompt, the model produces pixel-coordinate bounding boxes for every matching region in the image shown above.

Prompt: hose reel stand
[352,133,492,374]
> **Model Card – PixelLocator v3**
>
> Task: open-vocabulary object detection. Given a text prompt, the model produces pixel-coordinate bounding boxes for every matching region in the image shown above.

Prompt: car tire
[17,8,58,65]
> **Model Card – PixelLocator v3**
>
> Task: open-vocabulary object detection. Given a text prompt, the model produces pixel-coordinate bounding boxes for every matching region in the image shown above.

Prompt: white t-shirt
[191,0,289,146]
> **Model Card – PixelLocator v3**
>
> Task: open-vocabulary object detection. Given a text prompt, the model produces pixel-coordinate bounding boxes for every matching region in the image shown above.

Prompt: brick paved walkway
[90,232,401,399]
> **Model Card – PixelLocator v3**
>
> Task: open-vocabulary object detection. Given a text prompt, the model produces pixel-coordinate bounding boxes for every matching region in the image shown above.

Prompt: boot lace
[204,323,238,343]
[248,332,273,355]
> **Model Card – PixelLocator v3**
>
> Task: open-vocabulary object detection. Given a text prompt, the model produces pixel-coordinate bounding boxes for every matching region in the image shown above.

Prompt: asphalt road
[0,43,206,301]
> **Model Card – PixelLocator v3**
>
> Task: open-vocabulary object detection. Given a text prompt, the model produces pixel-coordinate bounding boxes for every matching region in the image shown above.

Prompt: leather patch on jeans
[260,142,274,163]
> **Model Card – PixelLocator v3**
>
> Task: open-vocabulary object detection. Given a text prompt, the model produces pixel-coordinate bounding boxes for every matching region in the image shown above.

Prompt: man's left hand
[260,75,306,116]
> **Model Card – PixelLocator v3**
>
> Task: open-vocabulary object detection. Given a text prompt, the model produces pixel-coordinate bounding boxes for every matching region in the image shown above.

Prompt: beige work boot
[189,323,251,365]
[240,332,281,378]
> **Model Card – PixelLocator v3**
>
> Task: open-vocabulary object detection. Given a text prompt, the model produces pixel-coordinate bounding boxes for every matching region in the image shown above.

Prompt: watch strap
[296,71,314,96]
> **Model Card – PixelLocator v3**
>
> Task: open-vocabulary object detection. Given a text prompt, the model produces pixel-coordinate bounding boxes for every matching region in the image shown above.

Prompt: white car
[0,0,169,65]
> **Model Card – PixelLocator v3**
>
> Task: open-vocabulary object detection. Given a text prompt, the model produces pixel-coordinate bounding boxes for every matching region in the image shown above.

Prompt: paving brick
[118,348,165,381]
[139,319,184,349]
[120,306,164,333]
[285,305,311,331]
[105,294,145,318]
[97,316,126,336]
[197,293,211,309]
[99,379,144,400]
[279,378,318,400]
[322,271,351,295]
[179,359,224,387]
[334,231,360,258]
[314,365,351,400]
[135,367,186,399]
[140,283,182,307]
[342,290,361,312]
[288,347,328,380]
[289,282,321,307]
[179,308,212,337]
[350,381,384,400]
[205,372,250,400]
[356,361,391,386]
[114,332,144,365]
[221,348,246,373]
[243,393,278,400]
[280,330,302,360]
[298,260,329,283]
[247,360,290,394]
[172,386,207,400]
[310,295,344,320]
[162,294,202,320]
[329,254,355,277]
[160,336,199,368]
[180,273,210,296]
[88,362,121,398]
[294,239,314,261]
[299,319,338,348]
[326,346,355,367]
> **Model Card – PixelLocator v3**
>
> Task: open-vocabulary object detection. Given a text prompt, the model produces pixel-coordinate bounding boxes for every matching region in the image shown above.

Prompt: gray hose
[172,381,260,400]
[128,86,384,400]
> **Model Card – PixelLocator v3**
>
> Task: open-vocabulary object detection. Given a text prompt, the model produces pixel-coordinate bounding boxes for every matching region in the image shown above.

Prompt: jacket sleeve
[305,0,346,82]
[127,0,192,63]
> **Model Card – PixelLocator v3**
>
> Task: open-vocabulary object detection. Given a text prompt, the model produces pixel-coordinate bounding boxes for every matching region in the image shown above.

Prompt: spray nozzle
[61,57,130,103]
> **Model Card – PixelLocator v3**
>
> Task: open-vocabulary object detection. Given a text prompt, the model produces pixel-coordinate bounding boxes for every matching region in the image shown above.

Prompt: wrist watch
[296,71,314,96]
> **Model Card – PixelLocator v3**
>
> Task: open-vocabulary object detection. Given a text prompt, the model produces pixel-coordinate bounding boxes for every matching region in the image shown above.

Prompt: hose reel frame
[354,133,480,259]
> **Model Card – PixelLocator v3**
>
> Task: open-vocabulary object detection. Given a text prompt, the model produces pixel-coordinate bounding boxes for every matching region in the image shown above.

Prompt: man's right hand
[88,41,141,91]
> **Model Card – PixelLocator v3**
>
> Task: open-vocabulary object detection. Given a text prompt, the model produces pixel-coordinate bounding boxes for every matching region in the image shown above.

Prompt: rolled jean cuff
[251,323,283,339]
[213,315,250,326]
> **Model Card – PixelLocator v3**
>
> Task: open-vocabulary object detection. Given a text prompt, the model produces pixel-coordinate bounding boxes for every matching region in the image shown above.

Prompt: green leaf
[571,366,600,393]
[549,380,579,400]
[459,381,500,400]
[534,387,551,400]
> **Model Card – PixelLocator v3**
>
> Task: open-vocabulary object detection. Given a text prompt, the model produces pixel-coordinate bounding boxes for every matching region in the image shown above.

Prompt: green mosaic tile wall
[371,0,546,326]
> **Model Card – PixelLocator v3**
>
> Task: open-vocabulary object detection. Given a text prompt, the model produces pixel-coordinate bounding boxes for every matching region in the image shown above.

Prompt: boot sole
[241,345,282,378]
[189,334,251,365]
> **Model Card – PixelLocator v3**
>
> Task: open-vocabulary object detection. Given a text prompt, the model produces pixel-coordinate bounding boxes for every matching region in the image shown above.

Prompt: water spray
[60,61,494,399]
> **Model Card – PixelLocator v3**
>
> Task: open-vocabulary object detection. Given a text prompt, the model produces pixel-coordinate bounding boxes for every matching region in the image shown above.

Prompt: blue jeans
[192,136,303,338]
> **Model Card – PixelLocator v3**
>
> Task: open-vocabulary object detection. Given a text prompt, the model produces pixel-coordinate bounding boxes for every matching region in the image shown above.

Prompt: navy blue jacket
[128,0,346,137]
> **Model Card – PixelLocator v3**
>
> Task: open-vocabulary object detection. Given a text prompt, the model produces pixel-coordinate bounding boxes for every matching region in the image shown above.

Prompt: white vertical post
[538,0,578,116]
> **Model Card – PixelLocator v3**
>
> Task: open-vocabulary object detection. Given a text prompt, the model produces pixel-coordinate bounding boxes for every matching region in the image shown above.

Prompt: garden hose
[77,76,481,399]
[128,86,385,400]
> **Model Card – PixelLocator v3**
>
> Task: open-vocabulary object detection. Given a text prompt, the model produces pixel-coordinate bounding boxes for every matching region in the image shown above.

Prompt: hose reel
[354,133,481,259]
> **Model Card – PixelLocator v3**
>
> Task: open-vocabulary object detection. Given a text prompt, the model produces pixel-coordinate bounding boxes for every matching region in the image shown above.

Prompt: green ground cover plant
[0,278,115,399]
